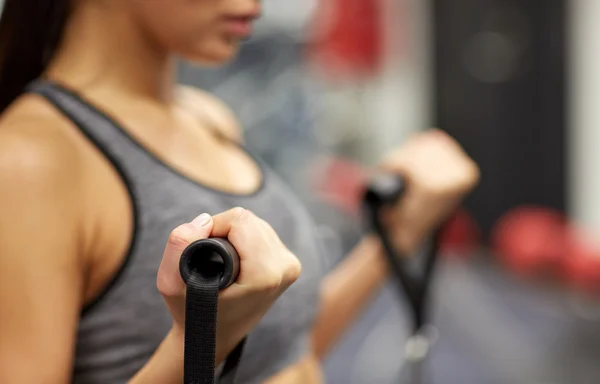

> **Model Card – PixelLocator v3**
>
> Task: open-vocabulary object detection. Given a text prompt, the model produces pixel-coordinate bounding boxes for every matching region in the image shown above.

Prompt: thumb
[157,213,214,297]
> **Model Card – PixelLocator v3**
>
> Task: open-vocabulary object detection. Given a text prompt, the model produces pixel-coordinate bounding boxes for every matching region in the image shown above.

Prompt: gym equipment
[363,173,443,382]
[363,173,441,333]
[179,238,242,384]
[180,238,240,291]
[177,174,444,384]
[491,206,567,277]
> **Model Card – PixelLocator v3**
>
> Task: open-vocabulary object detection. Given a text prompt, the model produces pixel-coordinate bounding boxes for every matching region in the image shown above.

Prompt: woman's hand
[156,208,302,364]
[379,129,480,255]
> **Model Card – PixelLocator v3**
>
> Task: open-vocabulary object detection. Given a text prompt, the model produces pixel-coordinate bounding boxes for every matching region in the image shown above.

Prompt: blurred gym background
[175,1,600,383]
[177,1,600,383]
[2,0,597,382]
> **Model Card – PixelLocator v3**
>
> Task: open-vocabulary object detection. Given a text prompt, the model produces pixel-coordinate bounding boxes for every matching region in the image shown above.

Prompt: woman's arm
[0,124,188,384]
[311,235,394,359]
[312,130,479,359]
[0,127,88,383]
[128,327,185,384]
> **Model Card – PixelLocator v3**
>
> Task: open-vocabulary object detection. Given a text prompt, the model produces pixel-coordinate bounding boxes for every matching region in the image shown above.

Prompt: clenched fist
[379,129,480,254]
[156,207,302,365]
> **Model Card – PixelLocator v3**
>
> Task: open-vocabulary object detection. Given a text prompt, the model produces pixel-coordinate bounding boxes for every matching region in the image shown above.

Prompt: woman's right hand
[156,207,302,364]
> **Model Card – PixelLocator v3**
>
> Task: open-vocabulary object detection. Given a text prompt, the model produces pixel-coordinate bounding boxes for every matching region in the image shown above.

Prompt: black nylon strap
[184,274,220,384]
[180,238,244,384]
[218,337,247,384]
[363,174,442,334]
[183,273,246,384]
[369,204,442,332]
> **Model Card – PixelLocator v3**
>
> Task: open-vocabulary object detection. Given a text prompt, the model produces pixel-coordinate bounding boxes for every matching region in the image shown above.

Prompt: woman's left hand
[378,129,480,255]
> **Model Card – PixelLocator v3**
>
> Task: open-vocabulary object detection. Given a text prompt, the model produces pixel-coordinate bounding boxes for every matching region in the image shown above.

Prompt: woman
[0,1,479,383]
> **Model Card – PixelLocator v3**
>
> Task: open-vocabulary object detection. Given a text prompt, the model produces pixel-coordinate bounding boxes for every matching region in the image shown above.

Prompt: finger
[211,207,274,259]
[157,213,214,297]
[210,207,252,239]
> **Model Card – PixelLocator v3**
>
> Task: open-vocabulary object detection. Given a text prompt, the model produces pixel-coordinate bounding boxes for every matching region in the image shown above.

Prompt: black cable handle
[363,174,442,334]
[179,238,244,384]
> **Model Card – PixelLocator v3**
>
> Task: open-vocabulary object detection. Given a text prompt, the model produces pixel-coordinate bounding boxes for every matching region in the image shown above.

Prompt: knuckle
[284,257,302,283]
[167,225,193,249]
[240,208,257,223]
[156,274,167,294]
[454,163,480,192]
[156,273,180,298]
[156,274,172,297]
[230,206,249,220]
[275,248,301,283]
[467,161,481,184]
[230,207,254,230]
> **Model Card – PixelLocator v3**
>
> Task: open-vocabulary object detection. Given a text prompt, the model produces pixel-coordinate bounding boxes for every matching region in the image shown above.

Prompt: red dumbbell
[491,206,568,277]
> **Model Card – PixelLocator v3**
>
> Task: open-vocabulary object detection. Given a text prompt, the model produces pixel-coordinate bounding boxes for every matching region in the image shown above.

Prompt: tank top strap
[26,80,134,151]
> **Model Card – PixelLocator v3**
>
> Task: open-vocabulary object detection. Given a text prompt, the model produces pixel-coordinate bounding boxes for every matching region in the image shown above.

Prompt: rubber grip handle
[363,173,406,208]
[179,238,240,291]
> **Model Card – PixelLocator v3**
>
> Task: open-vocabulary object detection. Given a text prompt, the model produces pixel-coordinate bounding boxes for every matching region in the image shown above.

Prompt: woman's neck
[46,2,175,104]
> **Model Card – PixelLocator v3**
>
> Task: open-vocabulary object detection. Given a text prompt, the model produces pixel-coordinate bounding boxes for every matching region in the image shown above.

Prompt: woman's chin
[183,41,242,67]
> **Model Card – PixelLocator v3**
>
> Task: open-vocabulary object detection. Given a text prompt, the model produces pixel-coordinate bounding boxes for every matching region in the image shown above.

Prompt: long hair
[0,0,71,113]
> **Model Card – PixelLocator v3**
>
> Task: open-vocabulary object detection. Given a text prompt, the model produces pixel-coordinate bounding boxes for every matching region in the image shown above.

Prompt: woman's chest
[153,173,326,380]
[78,167,327,383]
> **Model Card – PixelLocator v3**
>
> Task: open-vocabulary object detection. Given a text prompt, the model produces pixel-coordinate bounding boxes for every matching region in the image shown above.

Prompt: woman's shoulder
[0,94,86,195]
[0,94,94,267]
[175,84,244,143]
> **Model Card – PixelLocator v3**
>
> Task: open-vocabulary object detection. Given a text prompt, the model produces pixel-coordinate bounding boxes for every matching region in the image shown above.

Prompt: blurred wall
[569,0,600,234]
[306,0,432,165]
[366,0,433,158]
[433,0,567,238]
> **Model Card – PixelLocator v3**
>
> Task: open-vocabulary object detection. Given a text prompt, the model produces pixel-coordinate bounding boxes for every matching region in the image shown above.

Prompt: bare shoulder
[0,95,85,194]
[176,85,244,142]
[0,97,90,383]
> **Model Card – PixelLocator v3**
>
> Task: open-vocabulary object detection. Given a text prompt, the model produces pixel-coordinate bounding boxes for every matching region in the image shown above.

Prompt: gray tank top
[28,81,326,384]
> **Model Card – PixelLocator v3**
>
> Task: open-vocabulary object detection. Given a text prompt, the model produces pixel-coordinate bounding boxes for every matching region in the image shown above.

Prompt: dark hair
[0,0,71,113]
